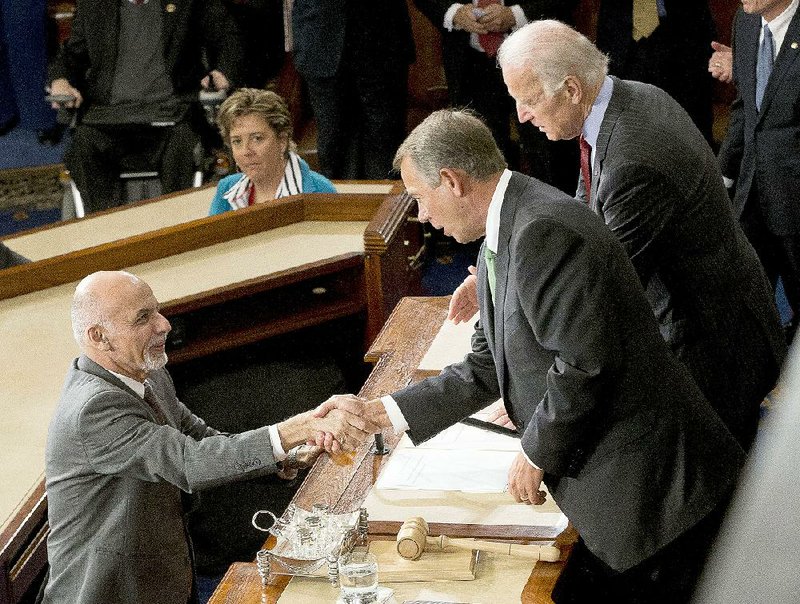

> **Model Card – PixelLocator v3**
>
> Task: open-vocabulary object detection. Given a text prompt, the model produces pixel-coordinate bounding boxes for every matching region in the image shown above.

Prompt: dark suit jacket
[49,0,242,107]
[43,356,278,604]
[586,77,786,448]
[393,172,744,572]
[719,7,800,236]
[292,0,415,79]
[595,0,716,137]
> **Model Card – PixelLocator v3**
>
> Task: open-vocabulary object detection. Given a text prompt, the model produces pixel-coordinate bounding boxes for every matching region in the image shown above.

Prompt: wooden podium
[209,297,574,604]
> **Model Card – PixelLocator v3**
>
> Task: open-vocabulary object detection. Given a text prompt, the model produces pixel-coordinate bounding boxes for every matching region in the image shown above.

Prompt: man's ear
[439,167,466,197]
[564,75,583,105]
[88,326,110,350]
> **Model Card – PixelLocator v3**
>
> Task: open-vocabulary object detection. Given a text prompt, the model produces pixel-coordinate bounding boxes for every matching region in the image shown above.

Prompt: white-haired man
[41,270,376,604]
[452,19,785,452]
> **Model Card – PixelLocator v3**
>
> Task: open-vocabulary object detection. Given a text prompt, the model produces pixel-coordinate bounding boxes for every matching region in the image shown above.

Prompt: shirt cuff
[520,444,541,470]
[268,424,287,461]
[722,175,735,188]
[381,395,410,434]
[443,3,461,31]
[509,5,527,30]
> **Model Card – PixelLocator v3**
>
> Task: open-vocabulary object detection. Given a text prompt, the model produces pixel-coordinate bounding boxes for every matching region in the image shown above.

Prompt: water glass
[338,550,378,604]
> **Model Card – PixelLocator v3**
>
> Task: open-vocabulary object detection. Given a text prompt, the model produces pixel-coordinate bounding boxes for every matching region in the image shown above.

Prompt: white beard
[143,337,168,371]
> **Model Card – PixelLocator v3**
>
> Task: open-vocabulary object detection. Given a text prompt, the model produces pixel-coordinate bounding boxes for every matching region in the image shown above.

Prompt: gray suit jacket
[586,77,785,448]
[719,7,800,235]
[43,356,278,604]
[393,172,744,572]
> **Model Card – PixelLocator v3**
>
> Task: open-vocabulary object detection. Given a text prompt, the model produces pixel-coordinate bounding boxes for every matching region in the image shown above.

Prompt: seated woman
[209,88,335,215]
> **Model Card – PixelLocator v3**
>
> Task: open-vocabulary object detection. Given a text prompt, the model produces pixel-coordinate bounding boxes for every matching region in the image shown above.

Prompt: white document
[375,446,516,493]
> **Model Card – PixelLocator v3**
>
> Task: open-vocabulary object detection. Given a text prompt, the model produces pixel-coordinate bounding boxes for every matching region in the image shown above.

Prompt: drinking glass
[338,550,378,604]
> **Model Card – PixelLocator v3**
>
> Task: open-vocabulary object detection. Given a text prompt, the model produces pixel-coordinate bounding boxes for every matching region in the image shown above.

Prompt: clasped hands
[453,3,516,35]
[307,395,390,454]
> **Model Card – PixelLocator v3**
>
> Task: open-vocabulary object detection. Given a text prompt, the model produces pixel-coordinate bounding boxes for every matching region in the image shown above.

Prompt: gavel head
[396,517,429,560]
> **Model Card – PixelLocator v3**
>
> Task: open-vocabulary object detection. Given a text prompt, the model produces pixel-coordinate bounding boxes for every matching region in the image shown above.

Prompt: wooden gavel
[396,517,561,562]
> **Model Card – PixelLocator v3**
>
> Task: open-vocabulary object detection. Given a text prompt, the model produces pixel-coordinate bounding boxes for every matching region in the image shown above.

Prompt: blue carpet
[421,240,480,297]
[0,125,68,169]
[0,206,61,236]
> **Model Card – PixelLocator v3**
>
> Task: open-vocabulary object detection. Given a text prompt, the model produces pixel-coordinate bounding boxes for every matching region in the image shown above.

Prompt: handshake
[276,394,392,457]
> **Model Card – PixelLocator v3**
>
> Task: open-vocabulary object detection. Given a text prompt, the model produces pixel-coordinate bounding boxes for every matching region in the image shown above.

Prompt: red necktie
[579,135,592,203]
[477,0,504,58]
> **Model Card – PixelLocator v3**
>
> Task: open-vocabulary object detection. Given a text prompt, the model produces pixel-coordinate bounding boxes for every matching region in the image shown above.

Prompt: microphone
[372,433,390,455]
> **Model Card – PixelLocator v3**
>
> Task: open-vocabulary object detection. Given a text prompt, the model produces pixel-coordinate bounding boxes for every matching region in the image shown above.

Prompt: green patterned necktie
[484,246,497,303]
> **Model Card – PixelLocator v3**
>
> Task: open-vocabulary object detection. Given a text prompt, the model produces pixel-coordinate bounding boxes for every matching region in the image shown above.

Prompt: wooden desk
[208,297,573,604]
[0,187,423,604]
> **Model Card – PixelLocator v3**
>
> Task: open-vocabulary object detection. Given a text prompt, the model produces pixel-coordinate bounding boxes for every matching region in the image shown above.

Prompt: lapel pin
[792,42,798,49]
[166,3,176,12]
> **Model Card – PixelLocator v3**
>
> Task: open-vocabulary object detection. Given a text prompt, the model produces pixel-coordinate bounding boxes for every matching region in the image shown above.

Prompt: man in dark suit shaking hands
[716,0,800,342]
[494,20,786,452]
[317,109,745,603]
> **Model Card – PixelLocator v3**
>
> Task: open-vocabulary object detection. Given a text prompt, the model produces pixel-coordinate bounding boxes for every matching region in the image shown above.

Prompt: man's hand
[277,400,380,454]
[201,69,230,91]
[486,402,516,430]
[508,452,546,505]
[477,3,516,32]
[311,395,391,453]
[48,78,83,109]
[276,444,322,480]
[708,41,733,83]
[448,267,479,324]
[453,4,489,34]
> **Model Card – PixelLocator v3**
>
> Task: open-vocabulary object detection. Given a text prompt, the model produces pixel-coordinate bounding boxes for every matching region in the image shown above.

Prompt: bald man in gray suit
[42,271,376,604]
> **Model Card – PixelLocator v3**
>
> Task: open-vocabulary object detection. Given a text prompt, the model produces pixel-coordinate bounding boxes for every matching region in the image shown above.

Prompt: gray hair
[71,291,110,346]
[393,109,506,187]
[497,20,609,97]
[70,271,138,345]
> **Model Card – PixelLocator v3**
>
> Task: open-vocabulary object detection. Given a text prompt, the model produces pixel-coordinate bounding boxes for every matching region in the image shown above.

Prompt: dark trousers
[0,0,56,130]
[445,46,515,162]
[617,20,714,144]
[741,198,800,329]
[304,58,408,180]
[552,497,730,604]
[65,120,199,214]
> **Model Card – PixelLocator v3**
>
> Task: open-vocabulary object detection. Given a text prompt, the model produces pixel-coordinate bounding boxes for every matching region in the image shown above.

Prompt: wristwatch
[284,446,299,469]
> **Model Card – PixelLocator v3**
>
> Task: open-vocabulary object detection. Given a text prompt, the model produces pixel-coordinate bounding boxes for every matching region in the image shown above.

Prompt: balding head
[498,20,608,96]
[71,271,171,381]
[72,271,139,345]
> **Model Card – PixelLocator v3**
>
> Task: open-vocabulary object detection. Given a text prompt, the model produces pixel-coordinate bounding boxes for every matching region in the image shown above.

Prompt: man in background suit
[292,0,415,179]
[412,0,578,191]
[48,0,242,214]
[318,109,744,602]
[595,0,717,142]
[42,271,376,604]
[716,0,800,341]
[495,20,786,451]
